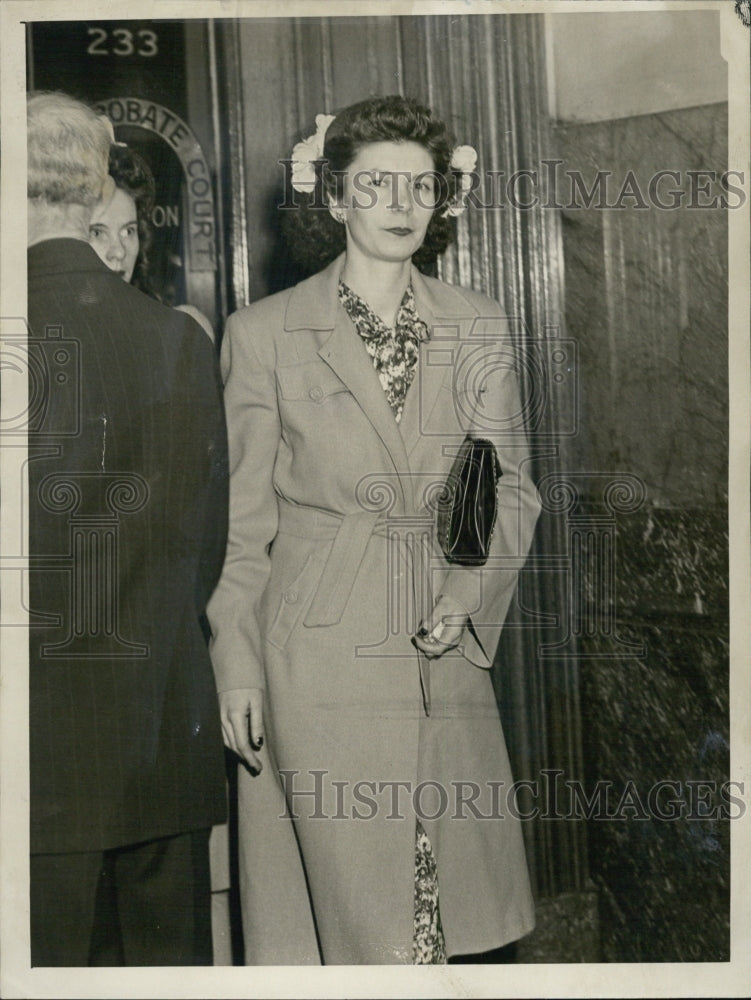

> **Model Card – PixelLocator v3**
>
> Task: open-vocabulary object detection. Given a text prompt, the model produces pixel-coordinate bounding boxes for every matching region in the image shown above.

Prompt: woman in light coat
[208,95,541,965]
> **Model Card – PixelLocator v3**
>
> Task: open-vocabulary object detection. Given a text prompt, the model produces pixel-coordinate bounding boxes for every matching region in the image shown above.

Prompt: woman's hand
[219,687,265,774]
[413,594,469,659]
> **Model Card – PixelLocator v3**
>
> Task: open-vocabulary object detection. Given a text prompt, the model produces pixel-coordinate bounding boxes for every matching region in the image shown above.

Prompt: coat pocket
[276,361,349,402]
[265,553,322,651]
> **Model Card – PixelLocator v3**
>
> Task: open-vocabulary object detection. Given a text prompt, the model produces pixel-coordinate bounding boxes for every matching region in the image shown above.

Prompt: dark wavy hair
[107,144,156,292]
[281,95,461,275]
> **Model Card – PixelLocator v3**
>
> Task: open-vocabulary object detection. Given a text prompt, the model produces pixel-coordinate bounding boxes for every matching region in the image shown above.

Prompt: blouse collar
[337,279,430,343]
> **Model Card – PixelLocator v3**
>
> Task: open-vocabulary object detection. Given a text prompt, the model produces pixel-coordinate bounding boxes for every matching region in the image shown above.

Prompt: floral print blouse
[338,280,430,423]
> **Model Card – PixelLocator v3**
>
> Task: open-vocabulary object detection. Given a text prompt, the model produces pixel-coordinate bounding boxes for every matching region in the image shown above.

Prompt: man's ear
[99,175,116,204]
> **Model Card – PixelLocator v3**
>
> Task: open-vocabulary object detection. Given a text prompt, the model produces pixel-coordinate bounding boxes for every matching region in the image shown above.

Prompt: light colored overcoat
[208,255,541,964]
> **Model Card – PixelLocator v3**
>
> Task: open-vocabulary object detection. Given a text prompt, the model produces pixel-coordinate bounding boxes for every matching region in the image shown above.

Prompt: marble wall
[554,105,729,507]
[549,103,730,962]
[580,506,729,962]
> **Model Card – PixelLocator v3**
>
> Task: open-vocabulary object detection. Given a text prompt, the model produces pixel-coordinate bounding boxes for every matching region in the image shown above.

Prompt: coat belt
[276,500,387,628]
[276,499,434,716]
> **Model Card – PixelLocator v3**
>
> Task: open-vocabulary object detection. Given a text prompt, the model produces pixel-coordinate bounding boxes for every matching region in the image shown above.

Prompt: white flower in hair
[444,143,478,217]
[450,144,477,174]
[290,113,336,192]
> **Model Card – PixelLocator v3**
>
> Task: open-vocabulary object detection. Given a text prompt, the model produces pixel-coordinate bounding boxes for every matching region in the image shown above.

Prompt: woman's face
[336,141,437,266]
[89,186,140,283]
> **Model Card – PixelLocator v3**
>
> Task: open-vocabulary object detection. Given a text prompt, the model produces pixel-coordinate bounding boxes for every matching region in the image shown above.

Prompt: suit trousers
[31,829,212,966]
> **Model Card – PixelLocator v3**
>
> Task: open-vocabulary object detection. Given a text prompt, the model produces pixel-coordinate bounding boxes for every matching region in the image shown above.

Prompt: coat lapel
[318,312,414,492]
[284,257,412,504]
[283,259,482,509]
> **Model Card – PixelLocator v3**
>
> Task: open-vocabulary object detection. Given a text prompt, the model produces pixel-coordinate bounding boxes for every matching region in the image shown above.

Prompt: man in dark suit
[26,91,228,966]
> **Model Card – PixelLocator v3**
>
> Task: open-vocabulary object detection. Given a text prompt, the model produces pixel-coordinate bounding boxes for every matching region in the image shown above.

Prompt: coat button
[309,386,324,401]
[283,589,298,604]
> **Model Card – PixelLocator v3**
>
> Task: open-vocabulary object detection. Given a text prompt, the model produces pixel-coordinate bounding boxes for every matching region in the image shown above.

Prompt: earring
[333,208,345,224]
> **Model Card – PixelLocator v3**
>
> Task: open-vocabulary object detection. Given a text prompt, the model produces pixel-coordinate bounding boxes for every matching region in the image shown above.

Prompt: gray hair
[27,91,112,206]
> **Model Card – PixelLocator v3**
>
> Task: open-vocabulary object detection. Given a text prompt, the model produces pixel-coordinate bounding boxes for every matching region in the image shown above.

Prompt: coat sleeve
[436,296,541,669]
[206,307,282,693]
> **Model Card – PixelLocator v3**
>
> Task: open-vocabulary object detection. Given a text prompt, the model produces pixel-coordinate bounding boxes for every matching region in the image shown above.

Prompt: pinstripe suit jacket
[27,239,228,854]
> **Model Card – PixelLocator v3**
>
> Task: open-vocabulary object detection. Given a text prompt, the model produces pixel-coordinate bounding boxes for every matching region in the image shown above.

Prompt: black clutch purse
[437,436,502,566]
